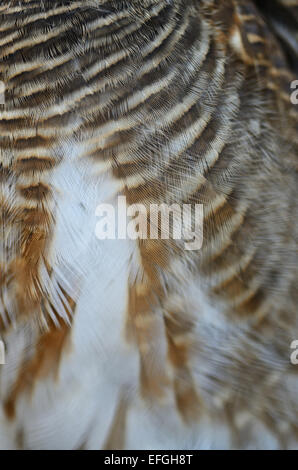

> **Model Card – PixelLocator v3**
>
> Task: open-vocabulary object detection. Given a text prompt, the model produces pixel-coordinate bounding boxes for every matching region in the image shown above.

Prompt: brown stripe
[4,319,71,420]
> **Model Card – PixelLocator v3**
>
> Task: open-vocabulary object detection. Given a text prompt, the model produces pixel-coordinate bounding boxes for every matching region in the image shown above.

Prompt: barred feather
[0,0,297,449]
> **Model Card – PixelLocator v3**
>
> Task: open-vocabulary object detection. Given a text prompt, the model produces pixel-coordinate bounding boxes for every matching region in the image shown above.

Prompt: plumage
[0,0,297,449]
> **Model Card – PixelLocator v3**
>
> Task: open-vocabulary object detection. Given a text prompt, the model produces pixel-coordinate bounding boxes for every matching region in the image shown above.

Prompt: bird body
[0,0,297,449]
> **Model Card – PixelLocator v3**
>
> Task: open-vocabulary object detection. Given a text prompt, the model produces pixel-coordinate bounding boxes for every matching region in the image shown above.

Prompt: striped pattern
[0,0,297,449]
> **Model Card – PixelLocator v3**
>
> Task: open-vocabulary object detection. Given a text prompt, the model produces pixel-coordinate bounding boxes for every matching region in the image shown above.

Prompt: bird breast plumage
[0,0,297,449]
